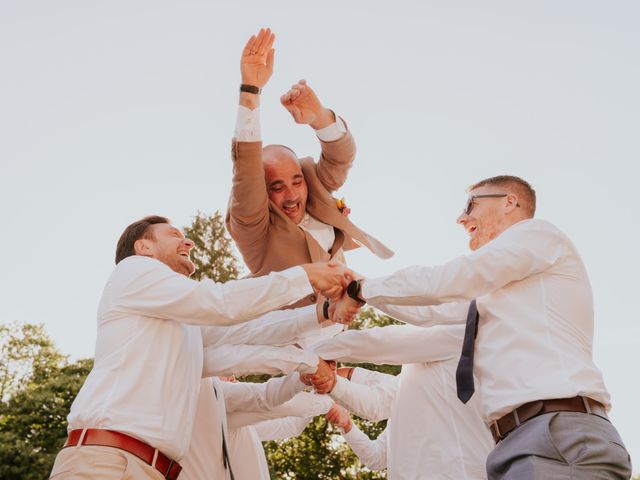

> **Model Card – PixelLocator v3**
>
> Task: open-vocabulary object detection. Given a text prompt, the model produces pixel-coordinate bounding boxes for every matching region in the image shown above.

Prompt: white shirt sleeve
[312,324,464,365]
[234,105,261,142]
[221,374,305,414]
[227,392,333,429]
[350,367,398,388]
[254,416,313,441]
[201,305,319,348]
[315,114,347,142]
[371,302,469,328]
[329,376,395,422]
[341,424,388,471]
[111,257,312,326]
[362,220,567,309]
[202,344,319,378]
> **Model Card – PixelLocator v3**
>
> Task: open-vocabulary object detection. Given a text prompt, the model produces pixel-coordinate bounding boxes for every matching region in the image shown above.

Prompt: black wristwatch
[346,279,366,305]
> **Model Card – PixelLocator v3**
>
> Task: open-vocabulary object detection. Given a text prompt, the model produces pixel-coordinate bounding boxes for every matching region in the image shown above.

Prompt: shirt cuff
[340,422,363,439]
[234,105,262,142]
[315,114,346,142]
[329,376,350,402]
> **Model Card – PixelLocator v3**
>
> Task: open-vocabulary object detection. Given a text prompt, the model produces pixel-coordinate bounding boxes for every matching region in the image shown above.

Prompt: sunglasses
[464,194,519,215]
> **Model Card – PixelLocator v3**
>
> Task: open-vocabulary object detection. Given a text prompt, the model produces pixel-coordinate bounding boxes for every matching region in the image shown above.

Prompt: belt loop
[513,409,521,427]
[151,448,159,468]
[76,428,88,448]
[582,396,592,414]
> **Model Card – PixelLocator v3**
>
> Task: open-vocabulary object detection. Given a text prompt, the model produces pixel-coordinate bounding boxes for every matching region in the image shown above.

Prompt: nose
[456,211,468,225]
[183,237,195,250]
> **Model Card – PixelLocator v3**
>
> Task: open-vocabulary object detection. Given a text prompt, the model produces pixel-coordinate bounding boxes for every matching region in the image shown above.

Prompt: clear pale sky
[1,0,638,471]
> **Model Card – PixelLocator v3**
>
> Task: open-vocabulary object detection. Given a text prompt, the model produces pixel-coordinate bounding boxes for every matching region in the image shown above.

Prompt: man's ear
[504,193,519,214]
[134,238,154,257]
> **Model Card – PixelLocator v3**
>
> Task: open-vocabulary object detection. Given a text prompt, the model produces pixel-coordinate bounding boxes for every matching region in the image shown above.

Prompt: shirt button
[309,294,317,302]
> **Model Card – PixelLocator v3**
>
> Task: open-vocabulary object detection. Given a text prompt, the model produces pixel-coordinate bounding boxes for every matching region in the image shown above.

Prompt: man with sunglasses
[331,175,631,479]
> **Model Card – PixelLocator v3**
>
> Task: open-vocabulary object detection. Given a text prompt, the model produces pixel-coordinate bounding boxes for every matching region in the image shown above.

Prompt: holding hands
[325,404,353,433]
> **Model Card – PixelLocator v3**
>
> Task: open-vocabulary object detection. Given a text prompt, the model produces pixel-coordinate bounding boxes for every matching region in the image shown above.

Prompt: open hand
[241,28,275,88]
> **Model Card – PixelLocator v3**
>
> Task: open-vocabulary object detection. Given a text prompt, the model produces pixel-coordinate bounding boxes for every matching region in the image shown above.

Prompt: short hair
[469,175,536,216]
[115,215,170,264]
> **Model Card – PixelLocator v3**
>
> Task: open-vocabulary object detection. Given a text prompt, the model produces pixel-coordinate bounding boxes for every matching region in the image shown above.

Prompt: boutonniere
[335,197,351,217]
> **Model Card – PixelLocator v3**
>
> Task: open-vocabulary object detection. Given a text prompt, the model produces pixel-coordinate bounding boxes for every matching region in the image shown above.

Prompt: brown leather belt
[489,396,608,443]
[63,429,182,480]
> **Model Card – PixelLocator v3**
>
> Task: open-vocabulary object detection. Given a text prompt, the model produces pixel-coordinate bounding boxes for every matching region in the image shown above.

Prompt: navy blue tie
[456,299,479,404]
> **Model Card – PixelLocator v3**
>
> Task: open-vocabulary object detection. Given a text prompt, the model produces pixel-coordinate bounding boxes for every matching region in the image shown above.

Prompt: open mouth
[466,225,477,235]
[178,252,190,257]
[283,203,300,216]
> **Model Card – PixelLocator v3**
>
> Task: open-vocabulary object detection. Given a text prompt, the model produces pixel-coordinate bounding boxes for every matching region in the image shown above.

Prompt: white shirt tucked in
[363,219,611,422]
[67,256,312,460]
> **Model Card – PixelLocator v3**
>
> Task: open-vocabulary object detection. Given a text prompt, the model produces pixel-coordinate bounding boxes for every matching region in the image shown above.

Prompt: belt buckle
[164,460,175,480]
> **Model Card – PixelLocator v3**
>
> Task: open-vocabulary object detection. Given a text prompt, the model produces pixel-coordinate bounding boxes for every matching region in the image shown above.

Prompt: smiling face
[263,145,308,224]
[136,223,196,276]
[456,186,519,251]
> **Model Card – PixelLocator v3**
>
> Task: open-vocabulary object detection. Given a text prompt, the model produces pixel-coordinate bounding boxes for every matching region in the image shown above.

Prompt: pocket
[89,446,129,476]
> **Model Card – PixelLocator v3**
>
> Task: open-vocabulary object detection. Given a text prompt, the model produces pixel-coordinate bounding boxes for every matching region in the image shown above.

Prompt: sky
[1,0,638,471]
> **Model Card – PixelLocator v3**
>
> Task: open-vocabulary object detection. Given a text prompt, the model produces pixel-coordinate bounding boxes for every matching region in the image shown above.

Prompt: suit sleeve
[226,140,270,270]
[315,123,356,192]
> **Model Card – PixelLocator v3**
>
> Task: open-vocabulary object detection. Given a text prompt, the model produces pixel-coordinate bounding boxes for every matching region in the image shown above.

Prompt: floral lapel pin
[335,197,351,217]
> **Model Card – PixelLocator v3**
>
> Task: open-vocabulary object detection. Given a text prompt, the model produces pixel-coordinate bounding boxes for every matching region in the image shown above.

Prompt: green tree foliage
[184,210,242,282]
[0,322,93,480]
[0,322,64,402]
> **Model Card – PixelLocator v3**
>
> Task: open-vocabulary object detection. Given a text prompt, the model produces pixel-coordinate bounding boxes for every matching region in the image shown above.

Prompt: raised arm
[227,28,276,259]
[280,80,356,192]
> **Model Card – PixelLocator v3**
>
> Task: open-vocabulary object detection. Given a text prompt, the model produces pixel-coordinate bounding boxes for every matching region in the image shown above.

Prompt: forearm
[342,424,388,471]
[222,373,306,414]
[202,344,319,378]
[227,392,332,430]
[315,126,356,192]
[313,324,463,365]
[201,305,319,348]
[329,377,394,422]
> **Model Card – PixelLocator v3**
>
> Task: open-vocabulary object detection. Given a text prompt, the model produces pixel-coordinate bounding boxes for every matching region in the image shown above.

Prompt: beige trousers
[49,445,164,479]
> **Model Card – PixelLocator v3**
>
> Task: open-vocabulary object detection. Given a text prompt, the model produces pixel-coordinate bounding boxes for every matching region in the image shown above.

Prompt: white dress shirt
[362,218,611,422]
[67,256,313,461]
[314,322,492,479]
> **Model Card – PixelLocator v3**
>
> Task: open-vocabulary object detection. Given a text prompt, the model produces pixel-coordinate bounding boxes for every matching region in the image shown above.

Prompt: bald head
[262,144,308,224]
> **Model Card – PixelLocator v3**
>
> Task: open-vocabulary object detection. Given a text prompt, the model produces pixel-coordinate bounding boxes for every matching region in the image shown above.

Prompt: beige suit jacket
[226,130,393,296]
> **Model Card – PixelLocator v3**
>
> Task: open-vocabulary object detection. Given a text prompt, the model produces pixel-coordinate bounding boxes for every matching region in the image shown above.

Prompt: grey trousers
[486,412,632,480]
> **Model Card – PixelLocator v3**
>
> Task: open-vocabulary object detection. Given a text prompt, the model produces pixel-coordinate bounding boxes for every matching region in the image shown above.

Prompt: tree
[0,322,64,402]
[0,321,93,480]
[184,210,242,283]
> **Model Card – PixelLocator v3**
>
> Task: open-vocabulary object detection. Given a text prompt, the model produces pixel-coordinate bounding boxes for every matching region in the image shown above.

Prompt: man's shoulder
[111,256,169,282]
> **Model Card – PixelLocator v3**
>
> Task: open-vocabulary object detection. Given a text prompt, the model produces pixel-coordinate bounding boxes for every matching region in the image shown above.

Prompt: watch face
[347,280,359,298]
